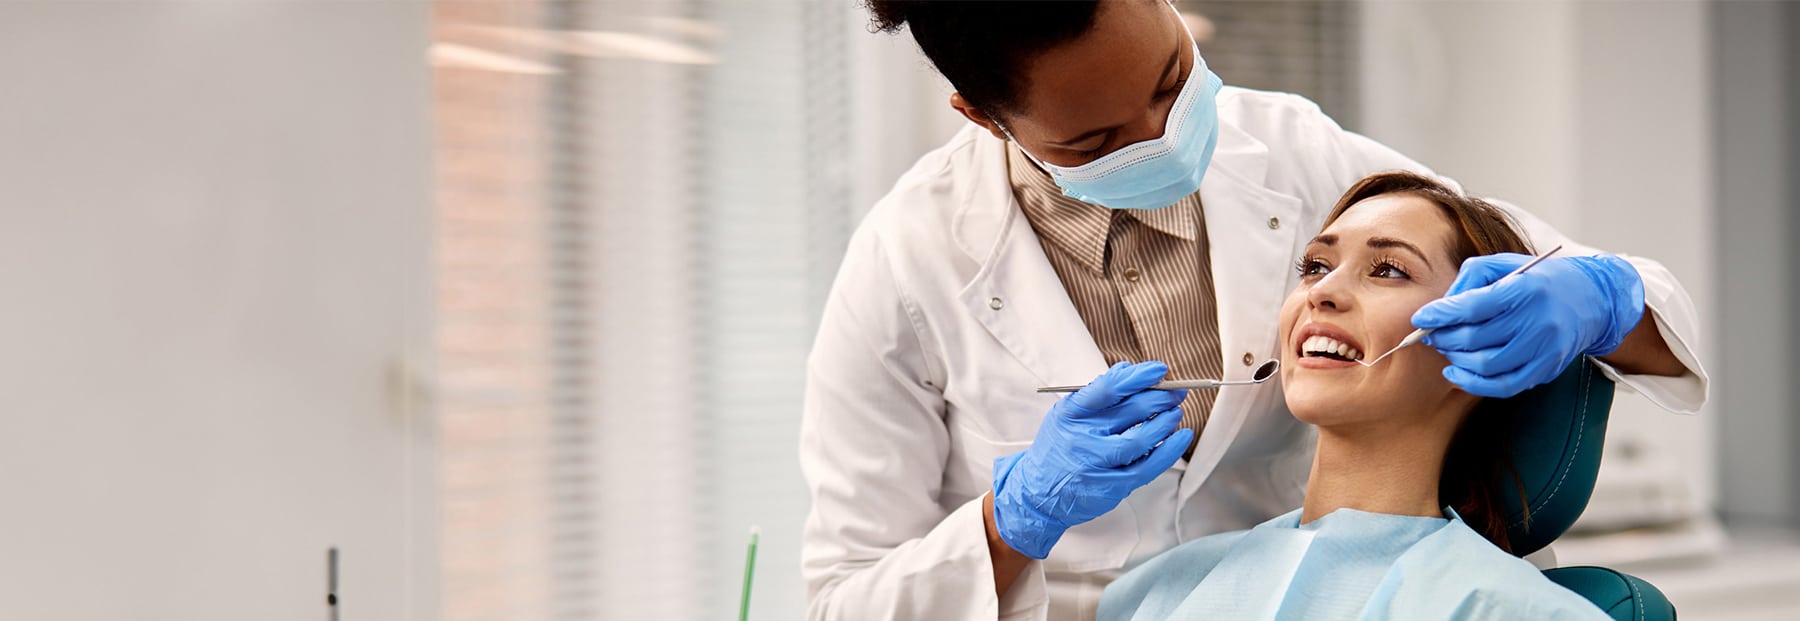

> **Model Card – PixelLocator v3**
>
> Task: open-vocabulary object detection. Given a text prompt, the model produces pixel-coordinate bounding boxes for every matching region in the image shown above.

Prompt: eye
[1156,76,1188,101]
[1295,256,1330,280]
[1368,257,1411,280]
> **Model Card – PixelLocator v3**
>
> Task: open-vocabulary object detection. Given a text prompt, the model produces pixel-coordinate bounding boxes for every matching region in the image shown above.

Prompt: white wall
[1572,0,1717,518]
[845,17,968,223]
[1714,0,1798,526]
[0,3,435,620]
[1360,0,1719,520]
[1359,1,1583,230]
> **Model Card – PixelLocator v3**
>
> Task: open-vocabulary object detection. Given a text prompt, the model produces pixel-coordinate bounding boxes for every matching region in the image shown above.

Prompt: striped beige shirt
[1007,145,1224,442]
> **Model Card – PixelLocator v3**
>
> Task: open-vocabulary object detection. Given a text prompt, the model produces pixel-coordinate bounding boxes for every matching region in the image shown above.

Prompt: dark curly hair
[863,0,1102,118]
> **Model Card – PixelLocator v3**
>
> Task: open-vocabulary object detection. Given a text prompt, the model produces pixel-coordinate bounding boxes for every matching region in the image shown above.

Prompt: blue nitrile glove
[992,361,1194,559]
[1412,253,1645,398]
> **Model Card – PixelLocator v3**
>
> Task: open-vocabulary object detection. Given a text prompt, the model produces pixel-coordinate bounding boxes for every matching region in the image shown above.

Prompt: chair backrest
[1543,566,1677,621]
[1484,358,1614,557]
[1460,359,1677,620]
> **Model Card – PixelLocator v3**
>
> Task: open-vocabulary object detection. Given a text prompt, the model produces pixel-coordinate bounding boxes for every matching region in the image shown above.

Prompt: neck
[1300,417,1453,524]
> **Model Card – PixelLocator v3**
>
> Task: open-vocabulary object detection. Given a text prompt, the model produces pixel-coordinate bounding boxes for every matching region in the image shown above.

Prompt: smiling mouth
[1299,335,1364,363]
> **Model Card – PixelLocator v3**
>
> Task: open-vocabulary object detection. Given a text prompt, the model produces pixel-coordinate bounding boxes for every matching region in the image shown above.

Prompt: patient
[1096,171,1609,620]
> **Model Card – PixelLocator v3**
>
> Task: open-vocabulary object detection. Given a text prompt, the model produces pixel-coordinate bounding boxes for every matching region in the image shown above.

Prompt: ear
[949,93,1010,142]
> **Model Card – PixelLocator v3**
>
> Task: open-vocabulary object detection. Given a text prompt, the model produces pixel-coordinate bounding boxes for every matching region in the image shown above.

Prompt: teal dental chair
[1492,359,1676,620]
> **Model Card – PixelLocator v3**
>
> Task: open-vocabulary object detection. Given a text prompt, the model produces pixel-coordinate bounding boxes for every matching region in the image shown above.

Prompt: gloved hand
[992,361,1193,559]
[1412,253,1645,398]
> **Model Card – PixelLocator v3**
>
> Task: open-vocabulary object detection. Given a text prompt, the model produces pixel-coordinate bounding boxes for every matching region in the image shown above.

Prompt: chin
[1283,373,1349,425]
[1285,388,1344,426]
[1282,369,1406,428]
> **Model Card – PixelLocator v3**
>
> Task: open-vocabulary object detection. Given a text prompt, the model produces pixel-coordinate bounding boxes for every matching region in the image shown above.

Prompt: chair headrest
[1491,358,1615,556]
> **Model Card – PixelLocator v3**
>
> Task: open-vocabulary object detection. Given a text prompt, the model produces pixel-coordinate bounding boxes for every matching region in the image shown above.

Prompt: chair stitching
[1594,566,1648,621]
[1515,363,1591,527]
[1627,573,1645,621]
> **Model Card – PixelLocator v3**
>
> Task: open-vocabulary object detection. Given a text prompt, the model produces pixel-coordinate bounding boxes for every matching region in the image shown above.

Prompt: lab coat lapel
[1179,122,1303,498]
[951,124,1305,491]
[954,133,1108,390]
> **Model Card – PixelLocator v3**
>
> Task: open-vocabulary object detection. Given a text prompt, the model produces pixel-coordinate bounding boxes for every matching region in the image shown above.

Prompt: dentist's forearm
[983,492,1032,597]
[1597,306,1686,377]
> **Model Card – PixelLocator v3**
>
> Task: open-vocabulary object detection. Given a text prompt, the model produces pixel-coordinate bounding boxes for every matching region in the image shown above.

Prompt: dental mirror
[1036,359,1279,393]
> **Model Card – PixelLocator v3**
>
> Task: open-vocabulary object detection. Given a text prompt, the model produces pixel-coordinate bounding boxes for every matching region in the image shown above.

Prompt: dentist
[799,2,1707,620]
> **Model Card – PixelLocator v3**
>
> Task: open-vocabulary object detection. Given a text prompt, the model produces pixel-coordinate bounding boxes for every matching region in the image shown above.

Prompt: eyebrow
[1047,39,1183,148]
[1306,234,1436,269]
[1367,237,1433,268]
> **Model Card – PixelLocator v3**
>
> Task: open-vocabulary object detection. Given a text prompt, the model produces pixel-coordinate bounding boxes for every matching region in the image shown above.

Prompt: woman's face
[1277,194,1478,428]
[969,0,1195,167]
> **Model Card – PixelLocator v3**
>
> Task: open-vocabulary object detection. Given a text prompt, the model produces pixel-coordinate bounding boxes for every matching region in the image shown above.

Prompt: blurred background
[1,1,1796,620]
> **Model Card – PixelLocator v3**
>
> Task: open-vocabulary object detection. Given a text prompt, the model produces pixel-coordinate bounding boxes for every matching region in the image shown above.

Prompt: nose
[1307,269,1352,313]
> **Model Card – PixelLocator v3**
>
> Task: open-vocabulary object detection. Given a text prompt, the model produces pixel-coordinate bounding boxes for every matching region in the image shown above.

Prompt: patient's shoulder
[1382,521,1610,620]
[1097,530,1250,621]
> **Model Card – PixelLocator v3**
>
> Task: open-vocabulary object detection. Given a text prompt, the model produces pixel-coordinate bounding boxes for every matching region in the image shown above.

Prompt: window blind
[1185,0,1362,129]
[436,3,1362,620]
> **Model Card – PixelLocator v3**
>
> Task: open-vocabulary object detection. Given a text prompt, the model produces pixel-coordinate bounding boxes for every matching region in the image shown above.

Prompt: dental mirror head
[1250,358,1279,382]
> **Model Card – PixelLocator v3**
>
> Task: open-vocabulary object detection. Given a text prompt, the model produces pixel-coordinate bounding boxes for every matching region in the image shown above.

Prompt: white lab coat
[799,86,1708,621]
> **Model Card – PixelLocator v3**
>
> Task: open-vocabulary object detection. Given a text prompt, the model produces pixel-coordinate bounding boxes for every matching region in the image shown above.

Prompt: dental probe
[1356,244,1564,367]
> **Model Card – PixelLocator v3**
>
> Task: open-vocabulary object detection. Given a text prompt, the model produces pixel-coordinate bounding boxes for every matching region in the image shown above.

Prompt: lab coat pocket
[1045,495,1140,573]
[947,423,1143,574]
[945,422,1032,501]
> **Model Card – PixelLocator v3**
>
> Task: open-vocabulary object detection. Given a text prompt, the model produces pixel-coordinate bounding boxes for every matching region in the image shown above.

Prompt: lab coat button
[1242,352,1255,366]
[989,297,1004,310]
[1268,217,1281,230]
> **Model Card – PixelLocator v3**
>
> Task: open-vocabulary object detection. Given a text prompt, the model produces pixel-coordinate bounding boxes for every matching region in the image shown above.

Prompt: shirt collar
[1133,197,1199,241]
[1005,145,1198,275]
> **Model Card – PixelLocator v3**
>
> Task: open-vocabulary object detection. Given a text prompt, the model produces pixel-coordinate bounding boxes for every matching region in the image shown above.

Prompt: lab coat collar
[1006,144,1200,255]
[949,125,1260,390]
[1004,145,1116,275]
[954,147,1107,386]
[954,118,1302,504]
[951,118,1298,412]
[1176,122,1303,499]
[951,122,1271,264]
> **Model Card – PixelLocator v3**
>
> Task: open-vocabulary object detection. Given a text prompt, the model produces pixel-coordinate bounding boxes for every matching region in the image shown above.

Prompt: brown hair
[1322,170,1535,554]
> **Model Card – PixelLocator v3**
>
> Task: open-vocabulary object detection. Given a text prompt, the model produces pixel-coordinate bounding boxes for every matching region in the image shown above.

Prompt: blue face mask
[1004,44,1223,211]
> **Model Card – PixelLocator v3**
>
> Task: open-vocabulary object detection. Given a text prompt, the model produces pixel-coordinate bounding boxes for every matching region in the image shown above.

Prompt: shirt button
[1267,217,1281,230]
[989,297,1004,310]
[1242,352,1255,366]
[1122,267,1142,283]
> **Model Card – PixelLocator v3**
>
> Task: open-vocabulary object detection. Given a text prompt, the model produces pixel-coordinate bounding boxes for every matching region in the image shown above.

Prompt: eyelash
[1073,77,1190,159]
[1368,255,1411,280]
[1159,76,1188,100]
[1293,254,1412,280]
[1295,256,1328,279]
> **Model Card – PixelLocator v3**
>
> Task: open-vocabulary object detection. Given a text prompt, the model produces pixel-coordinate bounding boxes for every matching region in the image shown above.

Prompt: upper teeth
[1302,335,1362,361]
